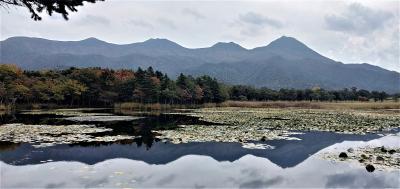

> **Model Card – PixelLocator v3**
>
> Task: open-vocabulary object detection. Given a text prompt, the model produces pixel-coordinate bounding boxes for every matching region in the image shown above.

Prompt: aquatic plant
[64,115,142,122]
[155,124,301,144]
[322,146,400,171]
[0,123,135,146]
[183,108,400,135]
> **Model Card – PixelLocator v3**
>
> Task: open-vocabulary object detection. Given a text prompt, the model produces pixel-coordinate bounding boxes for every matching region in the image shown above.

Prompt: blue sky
[1,0,399,71]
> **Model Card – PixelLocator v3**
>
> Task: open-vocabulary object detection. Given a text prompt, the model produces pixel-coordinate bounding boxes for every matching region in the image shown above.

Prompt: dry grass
[116,102,164,110]
[116,101,400,111]
[0,104,12,110]
[218,100,400,110]
[0,104,12,115]
[318,101,400,110]
[116,102,222,110]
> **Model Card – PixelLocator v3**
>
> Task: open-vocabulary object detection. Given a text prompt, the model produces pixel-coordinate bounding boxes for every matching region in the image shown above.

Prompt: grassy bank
[156,107,400,143]
[218,101,400,110]
[0,104,13,115]
[4,103,114,111]
[4,101,399,112]
[114,102,218,111]
[0,104,12,111]
[116,101,399,111]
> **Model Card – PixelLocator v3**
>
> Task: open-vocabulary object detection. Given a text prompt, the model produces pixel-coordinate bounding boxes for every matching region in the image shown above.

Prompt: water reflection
[1,109,399,188]
[0,109,215,140]
[2,154,399,188]
[0,131,381,168]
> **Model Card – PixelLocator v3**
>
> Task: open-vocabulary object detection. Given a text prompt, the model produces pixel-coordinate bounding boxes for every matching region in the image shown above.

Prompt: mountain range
[1,36,399,93]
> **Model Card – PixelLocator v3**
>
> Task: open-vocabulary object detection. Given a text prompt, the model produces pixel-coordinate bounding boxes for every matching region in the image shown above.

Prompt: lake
[1,108,399,188]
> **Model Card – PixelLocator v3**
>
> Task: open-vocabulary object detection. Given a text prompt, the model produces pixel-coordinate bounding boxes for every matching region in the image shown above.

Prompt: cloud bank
[1,1,398,71]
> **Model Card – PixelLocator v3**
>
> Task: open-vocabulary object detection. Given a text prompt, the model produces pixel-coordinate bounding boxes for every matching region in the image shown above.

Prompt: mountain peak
[2,36,52,43]
[83,37,100,41]
[141,38,184,49]
[80,37,107,45]
[249,36,332,62]
[145,38,171,42]
[211,42,245,51]
[267,36,308,49]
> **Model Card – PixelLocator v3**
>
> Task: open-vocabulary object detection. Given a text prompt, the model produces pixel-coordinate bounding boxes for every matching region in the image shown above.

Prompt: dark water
[1,109,399,188]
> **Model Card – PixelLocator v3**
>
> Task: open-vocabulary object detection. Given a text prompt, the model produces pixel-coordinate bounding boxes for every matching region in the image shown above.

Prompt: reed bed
[115,102,220,111]
[218,101,400,110]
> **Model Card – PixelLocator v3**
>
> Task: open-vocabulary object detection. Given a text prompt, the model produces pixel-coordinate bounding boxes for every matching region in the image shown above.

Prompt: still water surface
[0,109,399,188]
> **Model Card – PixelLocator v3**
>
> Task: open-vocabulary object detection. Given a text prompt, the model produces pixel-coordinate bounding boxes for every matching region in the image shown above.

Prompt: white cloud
[77,15,110,26]
[182,8,205,20]
[129,19,154,29]
[157,18,177,30]
[0,0,398,71]
[230,12,283,37]
[325,3,394,34]
[238,12,282,28]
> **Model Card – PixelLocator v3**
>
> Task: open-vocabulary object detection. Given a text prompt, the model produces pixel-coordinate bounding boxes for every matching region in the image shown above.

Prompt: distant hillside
[1,36,399,93]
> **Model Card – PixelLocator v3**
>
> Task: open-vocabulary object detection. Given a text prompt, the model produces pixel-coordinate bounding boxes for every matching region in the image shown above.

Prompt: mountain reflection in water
[2,153,399,188]
[0,131,380,168]
[1,109,399,188]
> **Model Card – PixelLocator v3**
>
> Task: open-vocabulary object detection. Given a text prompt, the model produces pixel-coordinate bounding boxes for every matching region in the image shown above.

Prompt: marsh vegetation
[2,65,398,109]
[0,106,399,188]
[1,66,399,187]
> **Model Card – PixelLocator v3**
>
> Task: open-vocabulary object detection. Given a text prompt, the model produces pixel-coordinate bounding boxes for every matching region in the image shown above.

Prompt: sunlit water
[1,109,399,188]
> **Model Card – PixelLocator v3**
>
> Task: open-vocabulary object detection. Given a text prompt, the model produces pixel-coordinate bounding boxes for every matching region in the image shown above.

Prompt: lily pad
[64,115,143,122]
[319,133,400,171]
[0,123,135,146]
[156,124,301,144]
[182,108,400,135]
[20,109,113,116]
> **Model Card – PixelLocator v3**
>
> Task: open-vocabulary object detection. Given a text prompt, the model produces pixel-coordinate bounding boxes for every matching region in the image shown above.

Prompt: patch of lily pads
[322,146,400,172]
[155,124,302,144]
[319,132,400,172]
[20,109,113,116]
[20,109,143,122]
[0,123,135,147]
[183,108,400,135]
[63,115,142,122]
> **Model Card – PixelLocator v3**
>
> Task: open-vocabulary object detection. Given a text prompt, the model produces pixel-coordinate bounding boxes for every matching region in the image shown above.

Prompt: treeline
[0,65,397,106]
[230,85,393,102]
[0,64,228,106]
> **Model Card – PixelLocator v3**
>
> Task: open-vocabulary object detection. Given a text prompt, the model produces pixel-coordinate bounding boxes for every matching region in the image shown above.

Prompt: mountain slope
[250,36,334,63]
[185,56,399,92]
[1,36,399,92]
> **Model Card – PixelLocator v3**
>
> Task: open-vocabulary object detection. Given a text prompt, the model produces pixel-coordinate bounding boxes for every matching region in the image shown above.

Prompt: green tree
[0,83,7,104]
[8,83,30,104]
[160,74,177,104]
[61,79,87,105]
[176,73,196,103]
[378,91,388,102]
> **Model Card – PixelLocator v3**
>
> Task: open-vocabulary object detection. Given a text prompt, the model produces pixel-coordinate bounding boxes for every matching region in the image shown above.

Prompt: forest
[0,64,396,107]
